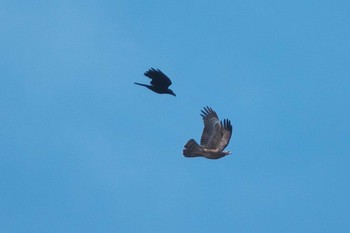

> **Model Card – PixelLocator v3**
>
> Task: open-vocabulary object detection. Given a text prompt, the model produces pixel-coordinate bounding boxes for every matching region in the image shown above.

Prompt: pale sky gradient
[1,0,350,232]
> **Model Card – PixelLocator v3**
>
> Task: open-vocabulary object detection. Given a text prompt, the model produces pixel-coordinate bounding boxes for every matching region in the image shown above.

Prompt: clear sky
[1,0,350,232]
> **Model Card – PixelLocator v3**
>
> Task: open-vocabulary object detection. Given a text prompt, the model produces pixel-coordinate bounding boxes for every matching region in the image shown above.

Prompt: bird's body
[183,107,233,159]
[134,68,176,96]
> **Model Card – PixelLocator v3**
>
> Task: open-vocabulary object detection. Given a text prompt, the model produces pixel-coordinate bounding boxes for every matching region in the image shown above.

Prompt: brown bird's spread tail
[183,139,201,157]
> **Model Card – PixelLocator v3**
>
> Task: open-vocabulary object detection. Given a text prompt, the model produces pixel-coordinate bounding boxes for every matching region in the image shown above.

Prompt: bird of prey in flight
[183,107,233,159]
[134,68,176,96]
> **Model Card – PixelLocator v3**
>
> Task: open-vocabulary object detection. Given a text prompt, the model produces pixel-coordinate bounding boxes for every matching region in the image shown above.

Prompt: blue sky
[1,0,350,232]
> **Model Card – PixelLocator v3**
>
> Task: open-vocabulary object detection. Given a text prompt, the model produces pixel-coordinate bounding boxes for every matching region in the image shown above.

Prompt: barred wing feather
[200,106,222,148]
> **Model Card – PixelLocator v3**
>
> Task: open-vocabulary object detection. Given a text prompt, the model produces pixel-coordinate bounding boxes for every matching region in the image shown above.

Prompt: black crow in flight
[183,107,233,159]
[134,68,176,96]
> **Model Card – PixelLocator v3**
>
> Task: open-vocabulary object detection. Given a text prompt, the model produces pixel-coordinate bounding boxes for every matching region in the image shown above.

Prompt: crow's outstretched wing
[144,68,172,88]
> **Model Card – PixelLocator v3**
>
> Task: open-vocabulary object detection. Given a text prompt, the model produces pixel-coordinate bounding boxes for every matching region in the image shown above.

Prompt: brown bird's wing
[144,68,172,88]
[200,106,222,149]
[218,119,232,151]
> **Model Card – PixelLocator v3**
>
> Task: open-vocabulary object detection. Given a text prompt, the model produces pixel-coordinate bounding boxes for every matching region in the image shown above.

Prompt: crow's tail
[134,82,149,87]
